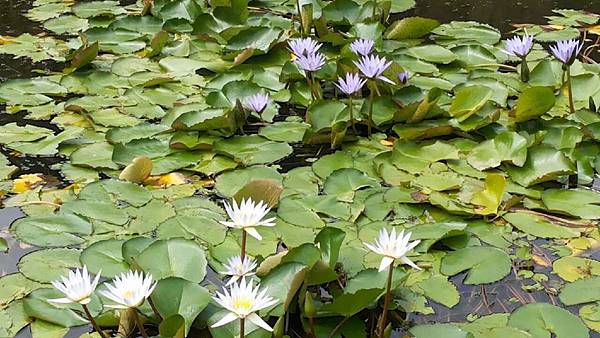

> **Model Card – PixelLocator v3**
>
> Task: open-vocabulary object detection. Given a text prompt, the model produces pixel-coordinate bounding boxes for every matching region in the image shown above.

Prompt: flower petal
[47,297,73,304]
[211,312,239,328]
[247,312,273,332]
[378,256,395,272]
[400,256,421,270]
[244,227,263,241]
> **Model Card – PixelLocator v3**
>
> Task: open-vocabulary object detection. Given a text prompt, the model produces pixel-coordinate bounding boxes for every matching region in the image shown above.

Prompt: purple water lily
[549,39,583,65]
[288,37,322,57]
[349,39,374,57]
[503,34,534,58]
[397,71,410,85]
[295,52,326,72]
[354,55,394,84]
[245,93,269,113]
[335,73,366,95]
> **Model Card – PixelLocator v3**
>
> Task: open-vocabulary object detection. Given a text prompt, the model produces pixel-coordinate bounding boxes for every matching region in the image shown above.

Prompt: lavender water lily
[397,71,409,85]
[504,34,534,82]
[350,38,374,57]
[290,38,325,100]
[354,54,393,135]
[550,39,583,114]
[335,72,366,133]
[245,93,269,113]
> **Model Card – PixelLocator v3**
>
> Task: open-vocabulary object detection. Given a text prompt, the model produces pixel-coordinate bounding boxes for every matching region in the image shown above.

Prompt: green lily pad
[541,189,600,219]
[503,212,580,239]
[12,214,93,247]
[559,277,600,306]
[467,132,528,170]
[506,145,576,187]
[214,135,293,166]
[440,246,511,284]
[80,239,130,278]
[18,248,81,283]
[152,277,211,335]
[507,303,589,338]
[137,238,207,282]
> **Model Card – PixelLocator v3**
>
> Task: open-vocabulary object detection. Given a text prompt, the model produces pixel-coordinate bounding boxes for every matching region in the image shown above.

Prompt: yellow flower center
[235,263,244,273]
[122,289,135,300]
[233,298,253,311]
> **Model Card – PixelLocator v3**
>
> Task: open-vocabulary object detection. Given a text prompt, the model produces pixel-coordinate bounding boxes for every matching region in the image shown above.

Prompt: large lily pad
[440,246,511,284]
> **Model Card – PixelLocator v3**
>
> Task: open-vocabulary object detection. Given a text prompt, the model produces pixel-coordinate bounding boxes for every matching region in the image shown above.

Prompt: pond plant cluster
[2,0,600,337]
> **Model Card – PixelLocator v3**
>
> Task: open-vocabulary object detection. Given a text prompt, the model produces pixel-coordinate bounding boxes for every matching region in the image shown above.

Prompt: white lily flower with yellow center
[212,277,278,331]
[99,271,156,309]
[221,255,257,286]
[49,266,101,305]
[220,198,276,241]
[364,228,421,272]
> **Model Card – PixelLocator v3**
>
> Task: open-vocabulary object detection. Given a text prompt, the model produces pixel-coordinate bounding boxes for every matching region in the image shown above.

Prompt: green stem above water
[348,96,357,134]
[241,230,247,260]
[378,264,394,338]
[566,66,575,115]
[134,309,149,338]
[240,317,246,338]
[82,304,108,338]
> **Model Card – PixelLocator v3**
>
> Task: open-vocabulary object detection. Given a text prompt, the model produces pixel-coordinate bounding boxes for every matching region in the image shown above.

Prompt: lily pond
[4,0,600,337]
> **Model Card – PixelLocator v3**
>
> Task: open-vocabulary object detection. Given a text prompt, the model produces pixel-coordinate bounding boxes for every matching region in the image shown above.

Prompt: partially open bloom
[335,73,366,95]
[246,93,269,113]
[221,255,257,286]
[397,71,410,85]
[503,34,534,58]
[220,198,276,240]
[354,55,394,84]
[295,52,326,72]
[364,228,421,272]
[99,271,156,309]
[212,277,278,331]
[288,37,322,57]
[49,266,100,305]
[350,38,374,56]
[549,39,583,65]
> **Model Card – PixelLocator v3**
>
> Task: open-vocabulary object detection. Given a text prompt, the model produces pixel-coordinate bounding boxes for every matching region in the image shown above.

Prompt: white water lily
[364,228,421,272]
[220,198,276,240]
[49,266,101,305]
[212,277,278,331]
[99,271,156,309]
[221,255,257,286]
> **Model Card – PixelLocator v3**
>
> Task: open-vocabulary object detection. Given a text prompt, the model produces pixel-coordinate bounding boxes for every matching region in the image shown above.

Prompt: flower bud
[304,291,316,319]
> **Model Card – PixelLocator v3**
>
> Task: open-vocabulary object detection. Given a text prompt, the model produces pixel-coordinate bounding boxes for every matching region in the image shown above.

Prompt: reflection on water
[408,0,600,32]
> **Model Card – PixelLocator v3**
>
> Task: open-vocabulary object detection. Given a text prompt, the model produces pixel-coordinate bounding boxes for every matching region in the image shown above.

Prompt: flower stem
[367,86,375,137]
[81,304,108,338]
[240,318,246,338]
[134,309,149,338]
[566,66,575,115]
[295,0,304,35]
[372,1,376,19]
[309,317,317,338]
[520,58,530,82]
[348,96,357,134]
[241,230,247,260]
[305,72,316,101]
[148,297,162,320]
[379,264,394,338]
[327,316,351,338]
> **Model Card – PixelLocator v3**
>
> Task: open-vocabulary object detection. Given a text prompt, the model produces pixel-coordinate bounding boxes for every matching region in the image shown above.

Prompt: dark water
[2,0,600,337]
[409,0,600,32]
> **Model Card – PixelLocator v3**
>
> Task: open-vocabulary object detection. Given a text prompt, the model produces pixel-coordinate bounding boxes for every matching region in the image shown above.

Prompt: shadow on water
[2,0,600,337]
